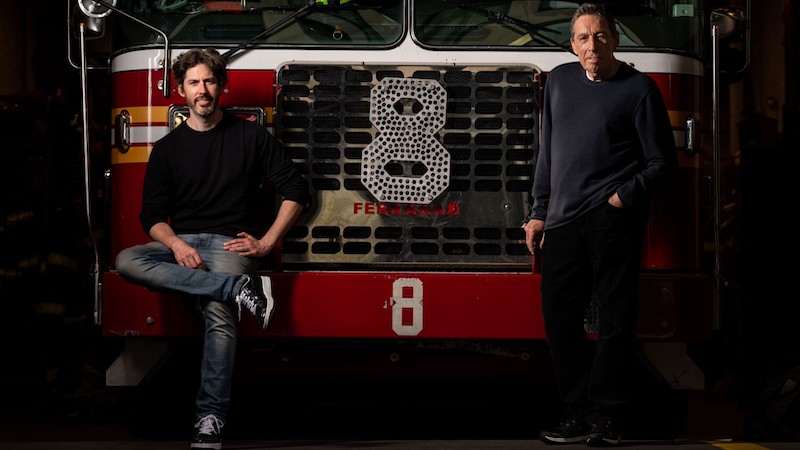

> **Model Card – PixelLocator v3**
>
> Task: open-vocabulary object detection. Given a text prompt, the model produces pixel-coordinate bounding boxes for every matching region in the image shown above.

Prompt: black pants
[541,203,645,421]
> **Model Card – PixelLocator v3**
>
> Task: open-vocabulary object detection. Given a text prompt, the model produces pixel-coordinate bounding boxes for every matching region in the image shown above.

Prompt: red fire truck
[70,0,748,437]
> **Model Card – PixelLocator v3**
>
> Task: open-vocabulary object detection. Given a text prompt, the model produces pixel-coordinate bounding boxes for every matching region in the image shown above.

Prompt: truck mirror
[711,6,748,82]
[71,7,105,39]
[78,0,117,19]
[74,0,118,40]
[711,7,746,42]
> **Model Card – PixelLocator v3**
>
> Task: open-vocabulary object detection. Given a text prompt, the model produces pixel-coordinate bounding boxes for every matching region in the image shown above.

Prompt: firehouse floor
[1,384,798,449]
[2,328,799,449]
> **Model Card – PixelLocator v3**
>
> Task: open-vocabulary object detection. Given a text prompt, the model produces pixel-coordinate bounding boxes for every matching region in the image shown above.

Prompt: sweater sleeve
[261,132,311,210]
[616,83,677,208]
[529,76,553,222]
[139,141,173,235]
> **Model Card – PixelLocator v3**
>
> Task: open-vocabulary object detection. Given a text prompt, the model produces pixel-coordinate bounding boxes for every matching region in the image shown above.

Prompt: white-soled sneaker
[539,416,590,444]
[191,414,223,450]
[586,416,621,447]
[234,274,275,330]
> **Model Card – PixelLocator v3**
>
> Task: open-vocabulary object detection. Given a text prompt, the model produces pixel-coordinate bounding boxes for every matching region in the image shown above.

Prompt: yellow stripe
[47,253,79,272]
[18,256,42,270]
[5,210,34,225]
[110,106,275,124]
[113,106,693,166]
[117,106,688,131]
[37,302,67,316]
[112,145,152,165]
[117,104,685,129]
[111,106,169,123]
[0,268,22,279]
[709,442,772,450]
[110,106,163,165]
[109,106,275,165]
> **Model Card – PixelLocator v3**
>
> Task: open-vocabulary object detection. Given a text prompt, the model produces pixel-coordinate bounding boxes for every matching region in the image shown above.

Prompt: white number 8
[391,278,423,336]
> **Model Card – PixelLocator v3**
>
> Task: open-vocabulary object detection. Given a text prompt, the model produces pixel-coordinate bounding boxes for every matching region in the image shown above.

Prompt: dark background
[1,0,799,442]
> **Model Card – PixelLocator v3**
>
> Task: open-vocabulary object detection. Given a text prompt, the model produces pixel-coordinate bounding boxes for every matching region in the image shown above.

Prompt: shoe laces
[591,416,615,434]
[236,276,257,320]
[195,414,223,435]
[559,417,584,430]
[594,416,611,427]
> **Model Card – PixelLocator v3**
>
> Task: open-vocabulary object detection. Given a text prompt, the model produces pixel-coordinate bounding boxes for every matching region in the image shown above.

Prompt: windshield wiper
[222,0,318,62]
[246,1,384,13]
[439,0,566,49]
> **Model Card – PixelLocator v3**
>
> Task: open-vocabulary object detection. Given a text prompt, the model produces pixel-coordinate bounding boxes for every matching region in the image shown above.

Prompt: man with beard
[115,47,309,450]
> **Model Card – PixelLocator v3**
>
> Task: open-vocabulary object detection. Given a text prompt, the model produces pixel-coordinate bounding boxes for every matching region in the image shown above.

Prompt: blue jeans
[540,203,646,421]
[116,233,261,423]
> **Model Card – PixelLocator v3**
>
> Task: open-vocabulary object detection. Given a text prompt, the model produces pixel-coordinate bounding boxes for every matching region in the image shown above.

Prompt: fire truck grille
[276,64,538,271]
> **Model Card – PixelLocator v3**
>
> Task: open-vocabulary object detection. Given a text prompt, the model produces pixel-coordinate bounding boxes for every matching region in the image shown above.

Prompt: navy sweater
[140,113,309,238]
[530,62,676,229]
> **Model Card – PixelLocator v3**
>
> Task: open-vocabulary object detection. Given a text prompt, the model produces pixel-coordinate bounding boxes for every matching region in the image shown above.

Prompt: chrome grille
[276,64,538,271]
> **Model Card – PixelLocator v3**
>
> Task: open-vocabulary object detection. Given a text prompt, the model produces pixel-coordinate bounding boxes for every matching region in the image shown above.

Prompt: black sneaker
[539,417,590,444]
[234,275,275,330]
[191,414,223,450]
[586,416,621,447]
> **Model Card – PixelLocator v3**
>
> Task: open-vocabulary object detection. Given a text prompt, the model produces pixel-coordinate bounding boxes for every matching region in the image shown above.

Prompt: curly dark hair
[172,48,228,88]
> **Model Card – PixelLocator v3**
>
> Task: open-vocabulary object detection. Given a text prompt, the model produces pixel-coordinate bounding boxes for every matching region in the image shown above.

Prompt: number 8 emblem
[391,278,423,336]
[361,78,450,204]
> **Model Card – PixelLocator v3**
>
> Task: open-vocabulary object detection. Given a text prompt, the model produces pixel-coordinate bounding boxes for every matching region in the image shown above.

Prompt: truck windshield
[112,0,404,47]
[111,0,702,56]
[413,0,704,56]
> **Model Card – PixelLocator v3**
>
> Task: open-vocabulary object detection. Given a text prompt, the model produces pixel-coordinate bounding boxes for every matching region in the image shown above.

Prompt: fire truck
[69,0,748,437]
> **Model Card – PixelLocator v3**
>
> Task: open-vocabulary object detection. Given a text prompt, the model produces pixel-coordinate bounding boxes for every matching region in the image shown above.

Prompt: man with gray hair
[524,4,676,446]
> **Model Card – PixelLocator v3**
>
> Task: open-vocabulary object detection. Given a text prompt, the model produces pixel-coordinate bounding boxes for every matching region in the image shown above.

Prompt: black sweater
[140,113,309,238]
[530,62,676,229]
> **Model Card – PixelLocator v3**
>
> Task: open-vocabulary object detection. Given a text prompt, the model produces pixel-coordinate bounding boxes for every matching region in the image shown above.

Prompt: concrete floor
[2,389,797,450]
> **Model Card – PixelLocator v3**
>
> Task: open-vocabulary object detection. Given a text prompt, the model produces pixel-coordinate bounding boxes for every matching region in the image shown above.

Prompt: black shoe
[191,414,223,450]
[586,416,621,447]
[234,274,275,330]
[539,417,590,444]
